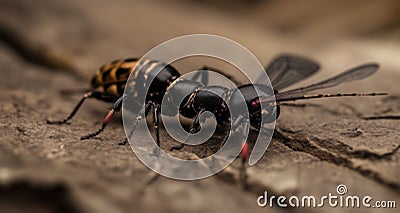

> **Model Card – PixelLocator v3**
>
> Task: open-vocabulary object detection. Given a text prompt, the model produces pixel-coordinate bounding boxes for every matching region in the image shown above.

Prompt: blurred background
[0,0,399,212]
[1,0,400,78]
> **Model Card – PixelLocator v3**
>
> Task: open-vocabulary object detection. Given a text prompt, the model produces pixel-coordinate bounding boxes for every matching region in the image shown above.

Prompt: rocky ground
[0,0,399,212]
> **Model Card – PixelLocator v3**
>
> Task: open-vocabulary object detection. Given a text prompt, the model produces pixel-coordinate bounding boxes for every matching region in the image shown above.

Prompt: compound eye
[250,98,260,108]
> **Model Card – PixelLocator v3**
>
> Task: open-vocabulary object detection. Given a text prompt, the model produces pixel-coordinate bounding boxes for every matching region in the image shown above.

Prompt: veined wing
[277,63,379,99]
[257,55,320,91]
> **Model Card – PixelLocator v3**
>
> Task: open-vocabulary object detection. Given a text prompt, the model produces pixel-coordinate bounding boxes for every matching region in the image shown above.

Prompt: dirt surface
[0,0,399,212]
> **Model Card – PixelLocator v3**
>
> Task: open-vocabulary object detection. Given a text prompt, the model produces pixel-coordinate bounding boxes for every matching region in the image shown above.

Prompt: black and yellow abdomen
[91,58,139,96]
[90,57,180,104]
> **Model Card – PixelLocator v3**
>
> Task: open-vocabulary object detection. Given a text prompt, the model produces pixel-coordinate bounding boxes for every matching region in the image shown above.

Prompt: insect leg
[119,102,153,145]
[80,95,123,140]
[142,102,162,155]
[220,115,249,188]
[46,91,117,124]
[170,109,203,151]
[152,103,161,147]
[200,66,240,85]
[239,141,249,188]
[189,68,209,85]
[190,66,239,85]
[118,138,128,146]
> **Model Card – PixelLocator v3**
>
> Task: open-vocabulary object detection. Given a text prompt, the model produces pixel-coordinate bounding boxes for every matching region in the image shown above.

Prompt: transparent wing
[277,63,379,99]
[257,55,320,91]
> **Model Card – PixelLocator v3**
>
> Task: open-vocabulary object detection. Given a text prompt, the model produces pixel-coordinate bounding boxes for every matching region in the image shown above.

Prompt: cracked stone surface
[0,0,399,212]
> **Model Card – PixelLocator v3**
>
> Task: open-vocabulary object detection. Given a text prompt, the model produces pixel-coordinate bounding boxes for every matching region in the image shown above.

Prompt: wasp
[161,56,385,167]
[47,55,386,182]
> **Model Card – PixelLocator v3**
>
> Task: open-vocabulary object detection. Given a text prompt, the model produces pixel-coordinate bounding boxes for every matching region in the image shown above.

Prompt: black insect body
[164,56,385,173]
[232,84,277,128]
[48,55,385,183]
[164,82,277,149]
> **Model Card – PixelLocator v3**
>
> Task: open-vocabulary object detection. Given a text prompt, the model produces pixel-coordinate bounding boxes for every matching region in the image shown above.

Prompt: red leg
[80,95,123,140]
[240,141,249,165]
[239,141,249,189]
[80,108,115,140]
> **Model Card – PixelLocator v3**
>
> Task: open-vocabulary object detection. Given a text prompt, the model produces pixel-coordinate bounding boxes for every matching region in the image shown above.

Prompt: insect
[162,56,385,171]
[233,56,385,172]
[47,58,179,144]
[47,55,386,182]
